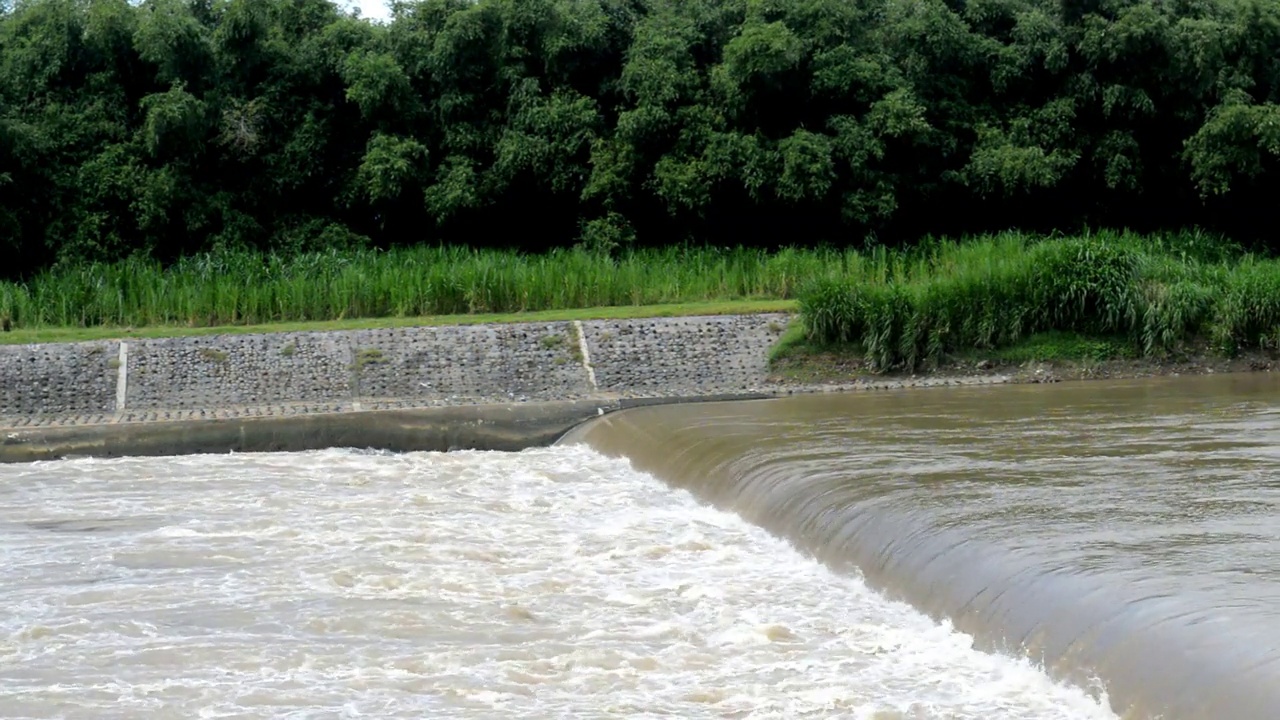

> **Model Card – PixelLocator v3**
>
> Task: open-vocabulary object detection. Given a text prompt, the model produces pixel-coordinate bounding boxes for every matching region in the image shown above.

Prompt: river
[2,373,1277,718]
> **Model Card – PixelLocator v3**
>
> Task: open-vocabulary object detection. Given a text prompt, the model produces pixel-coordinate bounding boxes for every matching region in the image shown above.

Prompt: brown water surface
[563,373,1280,720]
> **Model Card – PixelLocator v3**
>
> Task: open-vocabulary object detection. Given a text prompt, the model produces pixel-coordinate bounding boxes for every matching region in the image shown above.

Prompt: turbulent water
[2,374,1277,719]
[564,373,1280,720]
[1,447,1113,719]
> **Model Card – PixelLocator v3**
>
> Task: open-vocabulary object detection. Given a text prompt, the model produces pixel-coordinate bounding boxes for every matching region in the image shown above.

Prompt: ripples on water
[0,447,1115,719]
[565,374,1280,720]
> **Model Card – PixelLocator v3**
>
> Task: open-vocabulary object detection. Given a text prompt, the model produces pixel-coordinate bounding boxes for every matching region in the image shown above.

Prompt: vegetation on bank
[0,299,796,345]
[6,230,1271,371]
[0,246,827,330]
[791,231,1280,372]
[6,0,1280,279]
[5,227,1278,385]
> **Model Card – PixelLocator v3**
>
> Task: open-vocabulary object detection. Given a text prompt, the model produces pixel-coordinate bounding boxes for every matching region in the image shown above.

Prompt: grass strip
[0,300,797,345]
[0,246,845,331]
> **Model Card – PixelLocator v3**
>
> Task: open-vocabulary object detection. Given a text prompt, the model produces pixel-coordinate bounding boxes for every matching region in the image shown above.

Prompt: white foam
[0,447,1117,719]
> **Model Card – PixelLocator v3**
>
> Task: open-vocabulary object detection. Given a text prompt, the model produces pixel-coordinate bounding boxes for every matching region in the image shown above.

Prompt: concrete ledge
[0,401,602,463]
[0,393,776,463]
[0,313,793,463]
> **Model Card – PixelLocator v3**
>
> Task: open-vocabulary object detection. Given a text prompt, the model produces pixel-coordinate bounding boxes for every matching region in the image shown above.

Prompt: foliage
[5,0,1280,278]
[0,245,850,328]
[799,231,1280,371]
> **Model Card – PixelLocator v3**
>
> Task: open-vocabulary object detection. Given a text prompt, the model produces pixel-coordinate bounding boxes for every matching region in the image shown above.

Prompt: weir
[559,373,1280,720]
[5,312,1278,718]
[0,312,1005,462]
[0,314,797,462]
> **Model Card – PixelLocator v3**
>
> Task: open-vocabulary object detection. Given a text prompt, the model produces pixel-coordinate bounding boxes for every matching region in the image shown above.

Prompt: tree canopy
[3,0,1280,277]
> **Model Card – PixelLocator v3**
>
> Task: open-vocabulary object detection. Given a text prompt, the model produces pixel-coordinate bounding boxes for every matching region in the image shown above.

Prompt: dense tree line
[2,0,1280,279]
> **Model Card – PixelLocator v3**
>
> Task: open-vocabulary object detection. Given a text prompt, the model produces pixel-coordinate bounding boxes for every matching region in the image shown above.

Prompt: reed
[5,232,1271,366]
[799,230,1276,370]
[0,246,855,330]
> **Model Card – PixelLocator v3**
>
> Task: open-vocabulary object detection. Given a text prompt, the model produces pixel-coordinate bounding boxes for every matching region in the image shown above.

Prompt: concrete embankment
[0,314,795,462]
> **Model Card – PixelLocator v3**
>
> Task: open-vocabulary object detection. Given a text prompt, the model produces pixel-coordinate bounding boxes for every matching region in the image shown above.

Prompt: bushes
[800,232,1280,370]
[1212,260,1280,354]
[1026,240,1138,335]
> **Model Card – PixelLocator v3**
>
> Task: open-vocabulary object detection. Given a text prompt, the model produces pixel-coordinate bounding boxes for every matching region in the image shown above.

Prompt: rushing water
[2,374,1277,719]
[565,373,1280,720]
[1,449,1114,719]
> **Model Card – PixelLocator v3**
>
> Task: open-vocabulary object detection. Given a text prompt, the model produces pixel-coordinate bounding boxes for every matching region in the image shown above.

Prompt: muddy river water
[2,373,1277,718]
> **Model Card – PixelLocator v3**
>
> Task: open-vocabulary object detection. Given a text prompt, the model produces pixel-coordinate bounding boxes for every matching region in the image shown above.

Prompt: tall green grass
[800,230,1280,370]
[5,231,1273,365]
[0,246,856,329]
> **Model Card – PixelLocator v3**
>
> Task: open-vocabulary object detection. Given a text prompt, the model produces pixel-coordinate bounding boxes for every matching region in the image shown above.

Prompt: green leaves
[965,127,1080,196]
[963,98,1081,196]
[132,0,212,86]
[424,155,482,221]
[341,50,416,121]
[357,132,428,204]
[5,0,1280,279]
[1184,100,1280,196]
[721,20,804,85]
[140,82,205,158]
[776,129,834,202]
[495,85,601,194]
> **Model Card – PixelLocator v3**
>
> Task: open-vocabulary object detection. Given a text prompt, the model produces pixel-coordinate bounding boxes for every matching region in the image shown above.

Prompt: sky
[118,0,394,19]
[347,0,391,21]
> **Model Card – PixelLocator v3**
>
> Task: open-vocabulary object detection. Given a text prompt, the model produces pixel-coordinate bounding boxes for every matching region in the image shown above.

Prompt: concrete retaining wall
[126,333,353,410]
[0,342,120,418]
[0,314,791,460]
[116,322,601,411]
[582,315,785,395]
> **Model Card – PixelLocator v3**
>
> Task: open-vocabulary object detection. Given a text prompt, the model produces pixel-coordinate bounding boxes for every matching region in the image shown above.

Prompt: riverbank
[770,342,1276,388]
[0,313,792,462]
[2,309,1274,463]
[769,320,1278,387]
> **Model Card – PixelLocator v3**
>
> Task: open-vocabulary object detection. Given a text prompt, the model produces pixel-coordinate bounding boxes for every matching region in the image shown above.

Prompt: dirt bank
[768,346,1278,391]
